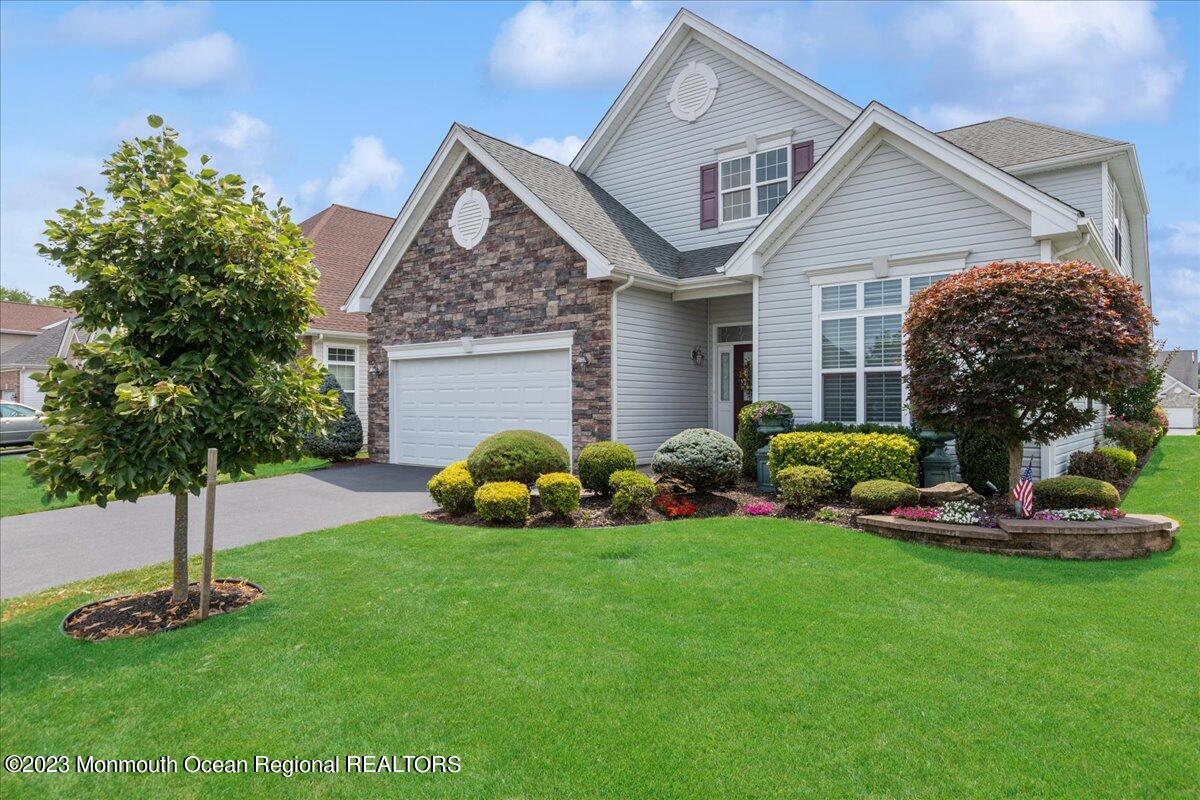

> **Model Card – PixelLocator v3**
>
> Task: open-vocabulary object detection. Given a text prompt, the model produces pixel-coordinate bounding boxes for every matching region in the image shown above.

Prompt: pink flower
[743,501,775,516]
[891,506,940,521]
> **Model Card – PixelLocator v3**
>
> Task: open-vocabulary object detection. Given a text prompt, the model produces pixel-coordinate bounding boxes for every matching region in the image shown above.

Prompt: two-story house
[345,9,1150,477]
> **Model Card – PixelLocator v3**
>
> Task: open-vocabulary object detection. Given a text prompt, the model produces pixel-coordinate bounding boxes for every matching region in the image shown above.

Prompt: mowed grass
[0,439,1196,799]
[0,454,330,517]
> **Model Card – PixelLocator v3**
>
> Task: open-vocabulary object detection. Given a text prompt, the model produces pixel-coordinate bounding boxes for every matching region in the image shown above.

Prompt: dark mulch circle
[62,579,263,642]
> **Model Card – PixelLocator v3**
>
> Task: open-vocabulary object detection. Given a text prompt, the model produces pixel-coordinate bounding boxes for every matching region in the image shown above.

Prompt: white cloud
[903,1,1185,129]
[54,1,210,48]
[488,1,671,88]
[212,112,270,152]
[1165,221,1200,258]
[324,137,404,205]
[514,134,585,164]
[125,32,242,89]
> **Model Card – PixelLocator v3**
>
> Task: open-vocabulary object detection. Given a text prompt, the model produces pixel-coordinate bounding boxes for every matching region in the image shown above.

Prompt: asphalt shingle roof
[0,301,74,334]
[299,204,393,334]
[938,117,1126,169]
[0,320,73,367]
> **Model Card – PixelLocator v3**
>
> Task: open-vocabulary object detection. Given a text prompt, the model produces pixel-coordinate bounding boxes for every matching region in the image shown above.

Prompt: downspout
[610,273,635,442]
[1052,231,1090,261]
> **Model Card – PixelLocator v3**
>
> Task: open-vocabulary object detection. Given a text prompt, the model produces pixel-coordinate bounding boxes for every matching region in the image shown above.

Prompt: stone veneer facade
[366,155,612,463]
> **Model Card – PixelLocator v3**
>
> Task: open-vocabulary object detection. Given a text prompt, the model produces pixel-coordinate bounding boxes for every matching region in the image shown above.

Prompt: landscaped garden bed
[61,579,263,642]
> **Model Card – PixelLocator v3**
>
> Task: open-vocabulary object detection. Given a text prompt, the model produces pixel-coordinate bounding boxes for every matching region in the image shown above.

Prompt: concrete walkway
[0,463,437,598]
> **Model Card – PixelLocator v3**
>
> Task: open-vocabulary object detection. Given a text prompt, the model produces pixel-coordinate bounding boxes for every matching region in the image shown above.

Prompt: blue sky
[1,1,1197,348]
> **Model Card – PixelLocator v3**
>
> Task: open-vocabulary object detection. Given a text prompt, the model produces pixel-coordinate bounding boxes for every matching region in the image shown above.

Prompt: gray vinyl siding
[589,38,846,252]
[1024,163,1101,221]
[1049,403,1105,477]
[758,141,1042,423]
[614,287,709,462]
[708,293,752,327]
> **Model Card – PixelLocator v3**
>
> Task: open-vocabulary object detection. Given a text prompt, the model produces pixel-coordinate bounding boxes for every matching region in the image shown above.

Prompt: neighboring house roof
[1157,349,1198,391]
[1159,372,1200,400]
[0,318,77,368]
[938,117,1127,169]
[0,301,74,334]
[299,204,393,335]
[466,128,681,279]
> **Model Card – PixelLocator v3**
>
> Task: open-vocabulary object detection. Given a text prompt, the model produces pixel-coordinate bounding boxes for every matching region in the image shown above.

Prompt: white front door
[715,344,735,438]
[389,348,572,466]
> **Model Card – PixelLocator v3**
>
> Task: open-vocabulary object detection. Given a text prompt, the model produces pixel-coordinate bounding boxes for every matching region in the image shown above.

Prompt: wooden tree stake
[199,448,218,620]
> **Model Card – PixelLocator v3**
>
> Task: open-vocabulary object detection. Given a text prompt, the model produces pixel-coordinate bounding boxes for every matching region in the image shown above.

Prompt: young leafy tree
[905,261,1154,489]
[28,116,342,603]
[0,286,37,303]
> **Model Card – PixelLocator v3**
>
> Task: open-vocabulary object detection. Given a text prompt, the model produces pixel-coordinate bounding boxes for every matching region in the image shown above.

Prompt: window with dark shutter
[792,140,814,185]
[1114,226,1122,266]
[700,162,718,229]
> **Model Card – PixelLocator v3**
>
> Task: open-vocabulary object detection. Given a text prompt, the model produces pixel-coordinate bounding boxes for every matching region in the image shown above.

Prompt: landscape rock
[918,482,984,506]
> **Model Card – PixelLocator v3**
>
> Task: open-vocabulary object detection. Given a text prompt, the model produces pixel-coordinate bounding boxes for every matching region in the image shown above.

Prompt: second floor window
[719,145,789,223]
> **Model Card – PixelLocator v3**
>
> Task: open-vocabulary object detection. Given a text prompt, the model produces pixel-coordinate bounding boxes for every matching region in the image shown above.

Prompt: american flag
[1013,459,1034,518]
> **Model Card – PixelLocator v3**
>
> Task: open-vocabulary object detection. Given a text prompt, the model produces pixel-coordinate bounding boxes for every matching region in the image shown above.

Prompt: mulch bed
[62,580,262,642]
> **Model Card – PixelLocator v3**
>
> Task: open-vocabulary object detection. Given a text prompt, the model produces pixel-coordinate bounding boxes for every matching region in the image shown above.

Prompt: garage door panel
[390,348,571,466]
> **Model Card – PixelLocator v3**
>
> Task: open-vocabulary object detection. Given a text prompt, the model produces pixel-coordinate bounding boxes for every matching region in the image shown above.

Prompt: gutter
[610,273,635,442]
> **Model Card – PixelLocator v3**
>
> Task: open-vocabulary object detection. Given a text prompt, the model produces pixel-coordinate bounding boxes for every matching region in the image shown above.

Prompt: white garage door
[1166,406,1195,431]
[390,348,571,466]
[20,370,45,411]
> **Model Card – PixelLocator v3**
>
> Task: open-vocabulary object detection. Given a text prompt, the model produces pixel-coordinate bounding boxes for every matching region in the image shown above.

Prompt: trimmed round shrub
[608,469,655,517]
[577,441,636,495]
[535,472,582,517]
[777,465,833,509]
[851,479,920,514]
[427,460,475,515]
[1068,450,1120,483]
[474,481,531,525]
[467,430,569,486]
[650,428,741,491]
[1097,446,1136,477]
[769,432,918,493]
[302,373,363,460]
[1103,419,1156,456]
[1032,475,1120,510]
[735,400,793,477]
[955,428,1009,494]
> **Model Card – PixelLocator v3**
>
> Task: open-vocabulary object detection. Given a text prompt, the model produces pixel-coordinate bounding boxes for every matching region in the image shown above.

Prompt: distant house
[0,317,88,409]
[1158,350,1198,433]
[0,301,74,355]
[298,204,393,433]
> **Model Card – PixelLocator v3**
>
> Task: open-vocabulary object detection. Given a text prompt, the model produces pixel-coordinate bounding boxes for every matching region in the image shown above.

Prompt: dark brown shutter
[700,162,718,229]
[792,140,814,185]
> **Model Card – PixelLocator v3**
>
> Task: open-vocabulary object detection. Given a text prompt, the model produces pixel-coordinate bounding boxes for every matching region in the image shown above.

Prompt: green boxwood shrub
[608,470,655,516]
[735,400,793,477]
[1097,446,1136,477]
[1068,450,1120,482]
[427,460,475,515]
[955,429,1009,494]
[776,465,833,508]
[535,472,582,517]
[651,428,741,490]
[474,481,531,524]
[851,479,920,513]
[1032,475,1120,509]
[577,441,636,495]
[769,432,918,493]
[467,430,569,486]
[1103,419,1156,456]
[302,373,363,460]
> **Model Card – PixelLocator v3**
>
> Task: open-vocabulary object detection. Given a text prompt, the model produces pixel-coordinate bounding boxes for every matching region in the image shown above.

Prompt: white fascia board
[384,329,575,360]
[671,275,752,302]
[571,9,860,175]
[344,126,613,313]
[723,103,1082,278]
[304,327,368,340]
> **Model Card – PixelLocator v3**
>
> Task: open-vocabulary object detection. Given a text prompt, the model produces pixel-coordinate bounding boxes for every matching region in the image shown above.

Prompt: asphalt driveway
[0,463,437,598]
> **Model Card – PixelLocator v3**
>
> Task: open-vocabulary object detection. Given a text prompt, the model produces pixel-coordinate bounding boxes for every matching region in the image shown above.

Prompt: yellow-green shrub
[1096,446,1136,477]
[474,481,530,525]
[577,441,636,495]
[768,432,918,492]
[427,461,475,515]
[608,469,655,517]
[535,472,582,516]
[776,465,833,508]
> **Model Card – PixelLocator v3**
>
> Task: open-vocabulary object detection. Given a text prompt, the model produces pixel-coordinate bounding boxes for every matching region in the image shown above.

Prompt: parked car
[0,401,45,445]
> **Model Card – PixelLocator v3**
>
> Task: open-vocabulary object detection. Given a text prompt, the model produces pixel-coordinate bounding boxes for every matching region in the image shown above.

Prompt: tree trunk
[1006,440,1025,498]
[172,492,189,604]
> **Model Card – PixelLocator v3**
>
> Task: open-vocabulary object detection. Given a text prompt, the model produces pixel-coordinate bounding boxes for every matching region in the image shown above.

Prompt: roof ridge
[0,299,71,311]
[327,203,395,220]
[464,127,579,172]
[998,116,1125,145]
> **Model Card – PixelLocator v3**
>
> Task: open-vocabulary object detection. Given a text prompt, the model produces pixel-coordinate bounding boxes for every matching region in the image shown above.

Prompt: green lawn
[0,454,330,517]
[1,439,1196,799]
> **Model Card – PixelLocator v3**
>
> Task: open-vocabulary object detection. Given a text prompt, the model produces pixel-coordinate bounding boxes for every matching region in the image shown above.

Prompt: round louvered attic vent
[449,188,490,249]
[668,60,718,122]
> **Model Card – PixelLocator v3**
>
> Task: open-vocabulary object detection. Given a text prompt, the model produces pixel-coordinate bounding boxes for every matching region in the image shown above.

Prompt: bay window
[817,273,951,425]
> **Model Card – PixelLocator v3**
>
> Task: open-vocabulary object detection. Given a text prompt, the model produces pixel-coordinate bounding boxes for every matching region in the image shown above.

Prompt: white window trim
[718,140,792,229]
[811,272,958,426]
[323,345,358,403]
[384,330,575,360]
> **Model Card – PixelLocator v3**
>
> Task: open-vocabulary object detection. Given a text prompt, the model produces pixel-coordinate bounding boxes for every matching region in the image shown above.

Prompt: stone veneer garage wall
[366,155,612,462]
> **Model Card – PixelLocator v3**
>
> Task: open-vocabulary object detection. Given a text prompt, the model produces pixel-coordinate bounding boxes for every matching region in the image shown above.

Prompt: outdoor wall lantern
[691,346,706,366]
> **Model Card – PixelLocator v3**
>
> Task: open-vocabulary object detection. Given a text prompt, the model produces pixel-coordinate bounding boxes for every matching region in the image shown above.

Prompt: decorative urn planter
[754,415,792,492]
[918,430,958,487]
